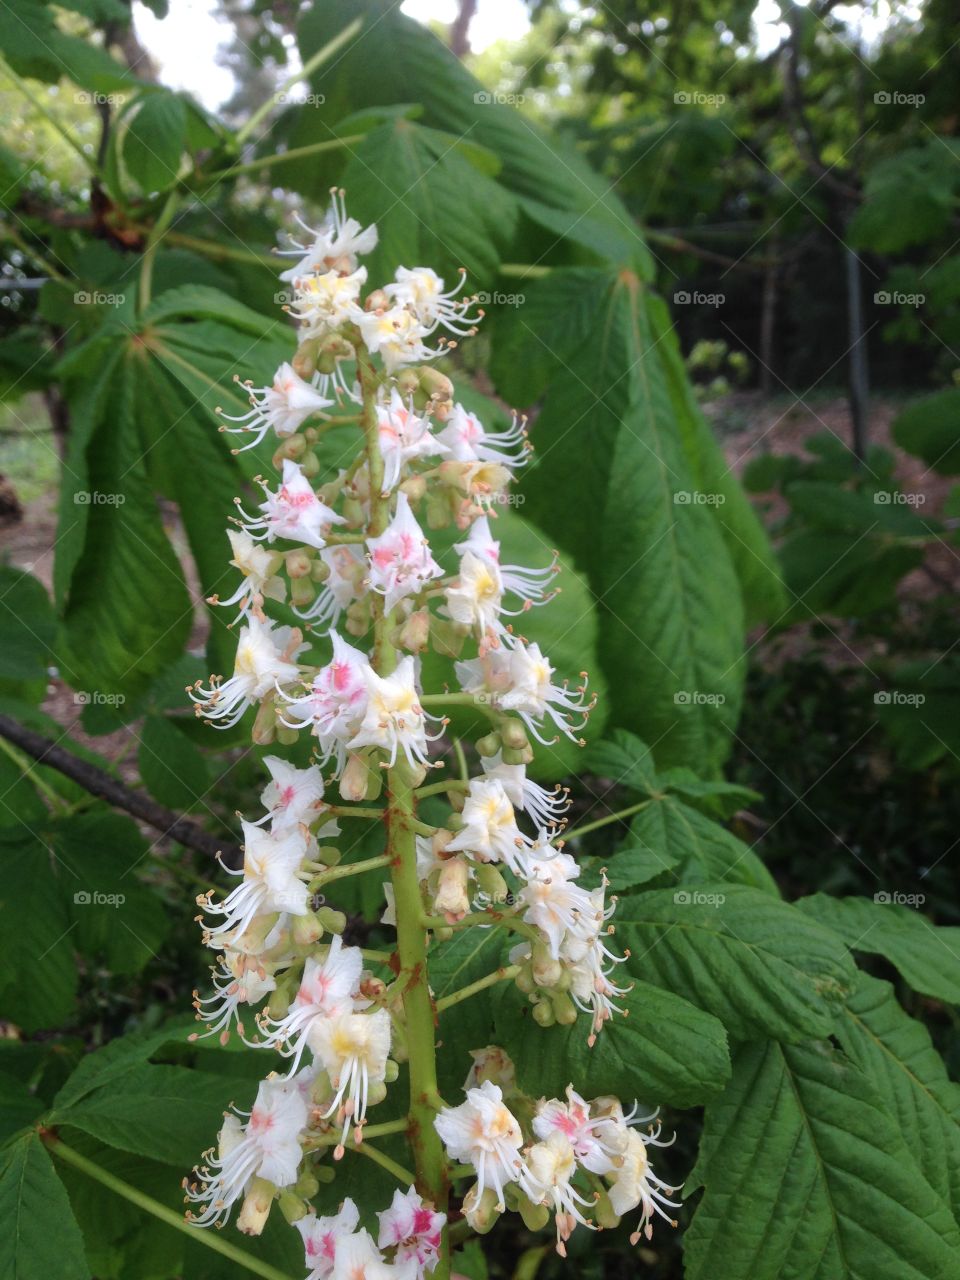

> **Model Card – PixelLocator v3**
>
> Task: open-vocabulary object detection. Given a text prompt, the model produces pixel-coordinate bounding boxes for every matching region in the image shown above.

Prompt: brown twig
[0,714,239,861]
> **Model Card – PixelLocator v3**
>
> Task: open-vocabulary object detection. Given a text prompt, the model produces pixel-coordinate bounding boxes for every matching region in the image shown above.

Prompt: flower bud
[500,719,529,752]
[465,1045,516,1090]
[340,750,376,801]
[237,1176,274,1235]
[275,723,299,747]
[252,697,277,745]
[272,434,307,469]
[290,575,316,609]
[475,731,501,757]
[434,857,470,921]
[463,1184,502,1234]
[594,1187,620,1230]
[277,1188,309,1224]
[365,288,390,312]
[315,844,341,866]
[285,549,313,579]
[532,997,556,1028]
[292,911,324,948]
[551,990,578,1025]
[475,862,509,906]
[294,1169,320,1200]
[400,474,427,503]
[346,598,371,637]
[397,608,430,654]
[299,451,321,479]
[518,1195,550,1232]
[316,905,347,934]
[431,618,466,658]
[426,489,454,529]
[396,368,420,397]
[384,1058,399,1083]
[292,339,321,379]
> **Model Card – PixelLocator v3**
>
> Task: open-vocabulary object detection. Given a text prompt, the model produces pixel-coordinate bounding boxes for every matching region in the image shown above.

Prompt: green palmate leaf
[495,980,729,1108]
[617,886,855,1042]
[50,1063,249,1166]
[52,1024,195,1110]
[0,829,78,1032]
[836,974,960,1217]
[0,568,57,685]
[336,119,517,287]
[0,1073,45,1149]
[492,268,745,772]
[778,529,924,620]
[893,388,960,475]
[583,728,660,793]
[292,1,649,272]
[602,844,681,892]
[51,812,170,975]
[137,714,211,811]
[116,91,188,194]
[0,1132,90,1280]
[797,893,960,1004]
[431,927,507,1096]
[685,1039,960,1280]
[627,795,777,893]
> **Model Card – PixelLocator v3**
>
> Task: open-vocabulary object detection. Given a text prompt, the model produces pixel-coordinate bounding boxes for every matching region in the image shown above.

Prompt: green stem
[453,738,469,785]
[323,805,385,821]
[415,778,469,800]
[305,1117,408,1149]
[0,221,69,283]
[566,798,653,840]
[435,964,521,1013]
[139,189,180,314]
[164,231,277,268]
[0,737,68,811]
[216,136,366,183]
[420,692,502,726]
[422,911,539,942]
[353,1140,416,1186]
[357,341,450,1271]
[309,852,390,889]
[236,17,364,145]
[43,1134,297,1280]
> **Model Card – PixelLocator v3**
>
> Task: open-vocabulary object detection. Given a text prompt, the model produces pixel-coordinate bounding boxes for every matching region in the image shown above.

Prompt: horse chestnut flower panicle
[183,190,680,1276]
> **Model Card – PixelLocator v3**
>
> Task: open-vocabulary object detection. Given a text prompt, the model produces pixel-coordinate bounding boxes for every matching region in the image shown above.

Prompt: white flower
[455,516,557,614]
[219,363,333,452]
[290,267,367,339]
[330,1228,410,1280]
[184,1077,307,1226]
[366,492,443,613]
[480,750,569,827]
[436,403,528,468]
[377,388,447,493]
[258,756,327,834]
[444,550,504,644]
[445,777,530,873]
[519,1131,595,1253]
[358,306,435,372]
[434,1080,525,1209]
[189,617,304,728]
[312,1008,393,1150]
[606,1125,682,1244]
[192,947,277,1043]
[377,1186,445,1274]
[348,656,440,768]
[533,1087,625,1176]
[296,1199,360,1280]
[253,935,366,1074]
[296,544,367,630]
[201,820,311,944]
[518,849,596,959]
[280,632,370,767]
[560,891,631,1044]
[278,192,378,281]
[215,529,285,621]
[237,458,345,551]
[385,266,481,336]
[455,641,592,745]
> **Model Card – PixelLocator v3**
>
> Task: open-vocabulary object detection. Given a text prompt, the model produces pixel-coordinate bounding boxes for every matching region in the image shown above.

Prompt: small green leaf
[0,1132,90,1280]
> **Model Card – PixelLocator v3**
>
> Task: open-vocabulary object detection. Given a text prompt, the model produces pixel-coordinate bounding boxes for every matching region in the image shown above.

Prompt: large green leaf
[685,1038,960,1280]
[617,886,855,1042]
[494,979,729,1108]
[797,893,960,1004]
[893,388,960,476]
[491,267,745,771]
[837,975,960,1217]
[0,1132,90,1280]
[626,795,777,892]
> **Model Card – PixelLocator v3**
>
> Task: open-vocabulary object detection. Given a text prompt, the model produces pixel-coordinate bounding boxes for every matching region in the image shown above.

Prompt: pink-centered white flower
[366,492,443,613]
[533,1087,628,1176]
[445,777,530,873]
[376,387,447,493]
[236,458,345,551]
[219,363,333,451]
[278,193,378,281]
[280,632,370,767]
[330,1228,414,1280]
[184,1077,307,1227]
[257,756,327,835]
[193,947,278,1043]
[434,1080,526,1210]
[201,820,311,945]
[347,656,441,768]
[455,641,592,745]
[312,1007,392,1150]
[606,1123,682,1244]
[377,1186,445,1274]
[519,1130,596,1254]
[253,935,366,1074]
[296,1199,360,1280]
[455,516,558,615]
[189,617,304,729]
[436,403,528,468]
[215,529,284,621]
